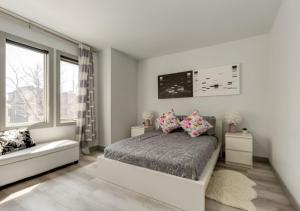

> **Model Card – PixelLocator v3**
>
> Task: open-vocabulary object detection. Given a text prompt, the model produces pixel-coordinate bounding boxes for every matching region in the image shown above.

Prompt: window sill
[56,121,76,127]
[4,122,54,130]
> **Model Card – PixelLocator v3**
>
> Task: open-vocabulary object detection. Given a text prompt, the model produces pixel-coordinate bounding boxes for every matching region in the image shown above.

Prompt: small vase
[145,119,151,127]
[228,123,237,133]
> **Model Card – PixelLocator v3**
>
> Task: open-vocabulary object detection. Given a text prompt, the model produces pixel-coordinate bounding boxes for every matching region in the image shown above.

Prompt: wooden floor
[0,152,295,211]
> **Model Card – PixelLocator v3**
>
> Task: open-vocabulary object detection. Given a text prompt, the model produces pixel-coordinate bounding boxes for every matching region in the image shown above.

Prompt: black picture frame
[158,70,193,99]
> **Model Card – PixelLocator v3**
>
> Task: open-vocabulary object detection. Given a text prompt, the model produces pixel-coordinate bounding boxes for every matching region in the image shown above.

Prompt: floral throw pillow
[180,111,213,137]
[157,110,180,133]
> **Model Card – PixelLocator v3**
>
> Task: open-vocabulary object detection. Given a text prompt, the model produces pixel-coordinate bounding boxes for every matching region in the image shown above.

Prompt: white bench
[0,139,79,187]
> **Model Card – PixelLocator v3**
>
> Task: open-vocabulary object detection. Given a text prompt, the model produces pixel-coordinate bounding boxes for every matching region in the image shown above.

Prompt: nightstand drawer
[226,137,252,152]
[226,150,252,166]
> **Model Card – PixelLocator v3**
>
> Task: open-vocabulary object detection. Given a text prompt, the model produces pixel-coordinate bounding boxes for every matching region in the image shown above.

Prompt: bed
[97,119,222,211]
[104,130,218,180]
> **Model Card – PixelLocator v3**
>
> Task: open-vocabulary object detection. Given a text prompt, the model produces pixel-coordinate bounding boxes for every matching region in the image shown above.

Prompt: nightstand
[131,126,153,137]
[225,132,253,167]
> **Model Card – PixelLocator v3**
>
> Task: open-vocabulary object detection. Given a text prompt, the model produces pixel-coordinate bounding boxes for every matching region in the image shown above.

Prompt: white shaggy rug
[206,169,257,211]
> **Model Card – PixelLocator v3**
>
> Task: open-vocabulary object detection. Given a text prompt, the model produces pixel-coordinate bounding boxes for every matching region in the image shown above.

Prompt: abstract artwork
[158,71,193,99]
[193,64,240,97]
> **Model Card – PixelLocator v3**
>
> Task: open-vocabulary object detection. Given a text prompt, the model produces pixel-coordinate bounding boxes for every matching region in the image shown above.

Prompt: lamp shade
[224,112,242,125]
[142,111,154,120]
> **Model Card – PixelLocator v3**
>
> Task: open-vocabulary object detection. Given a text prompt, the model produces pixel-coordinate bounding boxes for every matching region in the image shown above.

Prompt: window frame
[0,31,54,130]
[56,50,79,126]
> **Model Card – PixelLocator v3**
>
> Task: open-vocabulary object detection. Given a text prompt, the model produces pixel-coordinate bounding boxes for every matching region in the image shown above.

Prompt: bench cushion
[0,140,78,166]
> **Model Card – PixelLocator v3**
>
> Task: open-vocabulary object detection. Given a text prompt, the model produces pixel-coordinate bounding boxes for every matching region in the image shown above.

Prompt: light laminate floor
[0,152,295,211]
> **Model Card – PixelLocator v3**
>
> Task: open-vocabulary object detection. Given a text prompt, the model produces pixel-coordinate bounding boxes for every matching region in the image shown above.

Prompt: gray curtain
[76,43,96,154]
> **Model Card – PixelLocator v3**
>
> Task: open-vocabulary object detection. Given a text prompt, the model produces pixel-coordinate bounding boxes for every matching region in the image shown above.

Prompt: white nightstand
[131,126,153,137]
[225,132,253,167]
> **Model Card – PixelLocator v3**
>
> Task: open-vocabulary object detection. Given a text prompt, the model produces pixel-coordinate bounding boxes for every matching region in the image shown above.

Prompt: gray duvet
[104,130,218,180]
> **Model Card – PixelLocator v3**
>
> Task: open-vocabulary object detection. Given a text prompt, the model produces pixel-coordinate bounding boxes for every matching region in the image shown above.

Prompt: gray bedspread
[104,130,218,180]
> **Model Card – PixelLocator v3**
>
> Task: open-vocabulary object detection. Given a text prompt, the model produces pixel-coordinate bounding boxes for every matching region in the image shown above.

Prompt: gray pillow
[202,116,216,136]
[176,115,187,122]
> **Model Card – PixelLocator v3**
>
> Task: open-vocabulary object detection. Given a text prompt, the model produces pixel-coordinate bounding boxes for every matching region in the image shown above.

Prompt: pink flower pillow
[157,109,180,133]
[180,111,213,137]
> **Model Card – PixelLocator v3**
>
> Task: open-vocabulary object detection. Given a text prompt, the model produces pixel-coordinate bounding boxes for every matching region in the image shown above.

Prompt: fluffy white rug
[206,169,257,211]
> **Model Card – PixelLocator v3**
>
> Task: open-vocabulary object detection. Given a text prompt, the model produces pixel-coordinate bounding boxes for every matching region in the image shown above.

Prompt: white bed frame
[97,120,223,211]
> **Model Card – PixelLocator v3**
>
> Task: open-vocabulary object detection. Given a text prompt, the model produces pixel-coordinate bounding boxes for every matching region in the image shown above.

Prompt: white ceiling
[0,0,282,59]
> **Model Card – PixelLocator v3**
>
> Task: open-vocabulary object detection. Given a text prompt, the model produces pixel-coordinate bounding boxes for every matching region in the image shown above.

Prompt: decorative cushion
[0,128,35,155]
[157,109,181,133]
[180,111,213,137]
[178,115,216,136]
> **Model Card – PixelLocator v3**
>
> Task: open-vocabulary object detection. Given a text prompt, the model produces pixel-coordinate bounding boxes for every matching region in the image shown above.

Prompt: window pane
[6,43,46,126]
[60,60,79,122]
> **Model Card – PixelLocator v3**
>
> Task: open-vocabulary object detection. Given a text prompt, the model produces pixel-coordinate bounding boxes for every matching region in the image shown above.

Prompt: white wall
[0,13,100,145]
[268,0,300,206]
[98,48,112,147]
[98,48,138,146]
[138,35,269,157]
[111,49,138,143]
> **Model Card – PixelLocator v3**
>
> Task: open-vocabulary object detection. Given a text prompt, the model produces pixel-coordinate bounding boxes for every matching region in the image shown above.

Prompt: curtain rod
[0,7,98,52]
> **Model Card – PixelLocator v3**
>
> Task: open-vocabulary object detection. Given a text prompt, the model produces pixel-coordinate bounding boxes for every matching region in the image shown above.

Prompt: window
[57,51,79,124]
[5,41,48,127]
[0,32,54,130]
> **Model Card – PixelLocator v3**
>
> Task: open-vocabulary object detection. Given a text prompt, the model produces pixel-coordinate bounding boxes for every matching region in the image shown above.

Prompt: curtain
[76,44,96,154]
